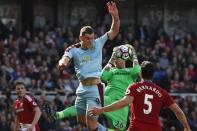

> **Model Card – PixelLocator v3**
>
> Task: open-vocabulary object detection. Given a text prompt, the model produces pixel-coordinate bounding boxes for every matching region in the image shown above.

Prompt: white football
[116,45,133,60]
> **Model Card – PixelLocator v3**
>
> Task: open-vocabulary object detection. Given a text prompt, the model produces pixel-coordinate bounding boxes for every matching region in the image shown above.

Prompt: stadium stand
[0,0,196,130]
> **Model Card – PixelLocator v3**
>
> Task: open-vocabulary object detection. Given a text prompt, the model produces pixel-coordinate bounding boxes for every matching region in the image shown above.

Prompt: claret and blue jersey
[63,33,108,81]
[63,33,108,115]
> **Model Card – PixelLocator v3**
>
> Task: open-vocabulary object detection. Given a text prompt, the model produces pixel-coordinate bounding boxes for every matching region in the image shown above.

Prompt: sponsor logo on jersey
[16,108,24,113]
[82,55,91,63]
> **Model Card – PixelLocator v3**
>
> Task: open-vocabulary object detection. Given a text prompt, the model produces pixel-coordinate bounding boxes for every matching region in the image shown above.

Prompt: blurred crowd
[0,19,196,130]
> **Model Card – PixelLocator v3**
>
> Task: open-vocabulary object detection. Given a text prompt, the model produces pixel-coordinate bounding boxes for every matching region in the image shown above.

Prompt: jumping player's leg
[56,106,76,119]
[75,83,106,130]
[104,96,129,131]
[75,96,107,130]
[45,96,128,130]
[43,103,77,121]
[75,95,87,125]
[44,102,107,130]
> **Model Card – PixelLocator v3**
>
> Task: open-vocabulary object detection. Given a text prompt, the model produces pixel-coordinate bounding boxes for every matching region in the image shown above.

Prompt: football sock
[107,128,115,131]
[56,106,76,119]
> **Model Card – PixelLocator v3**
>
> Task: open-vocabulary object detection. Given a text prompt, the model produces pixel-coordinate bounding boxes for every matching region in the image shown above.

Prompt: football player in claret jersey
[13,81,41,131]
[89,61,191,131]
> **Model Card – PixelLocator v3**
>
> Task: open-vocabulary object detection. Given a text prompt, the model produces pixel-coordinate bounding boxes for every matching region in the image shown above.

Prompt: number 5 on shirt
[143,94,153,114]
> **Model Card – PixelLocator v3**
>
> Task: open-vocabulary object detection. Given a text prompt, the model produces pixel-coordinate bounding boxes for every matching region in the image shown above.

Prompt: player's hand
[58,59,66,71]
[184,128,191,131]
[107,1,119,18]
[111,46,119,59]
[125,44,137,59]
[89,107,103,116]
[113,46,119,52]
[125,44,136,54]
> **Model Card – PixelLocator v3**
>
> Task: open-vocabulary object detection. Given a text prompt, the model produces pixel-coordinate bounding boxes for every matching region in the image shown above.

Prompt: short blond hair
[80,26,94,36]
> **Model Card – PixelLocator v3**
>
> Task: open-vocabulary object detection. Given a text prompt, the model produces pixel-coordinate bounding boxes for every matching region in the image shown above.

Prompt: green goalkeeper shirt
[101,65,141,99]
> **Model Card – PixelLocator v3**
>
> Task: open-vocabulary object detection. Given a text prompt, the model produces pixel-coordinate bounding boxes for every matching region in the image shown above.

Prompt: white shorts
[19,123,35,131]
[75,83,105,117]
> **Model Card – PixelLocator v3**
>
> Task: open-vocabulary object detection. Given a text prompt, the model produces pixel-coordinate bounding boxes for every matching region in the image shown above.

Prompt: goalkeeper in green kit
[44,44,140,130]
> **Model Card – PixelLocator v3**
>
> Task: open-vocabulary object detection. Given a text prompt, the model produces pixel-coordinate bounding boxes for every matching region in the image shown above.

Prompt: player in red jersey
[89,61,191,131]
[13,81,42,131]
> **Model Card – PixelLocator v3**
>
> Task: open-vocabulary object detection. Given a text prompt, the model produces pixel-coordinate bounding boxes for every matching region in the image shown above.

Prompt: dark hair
[80,26,94,36]
[13,81,25,88]
[141,61,155,80]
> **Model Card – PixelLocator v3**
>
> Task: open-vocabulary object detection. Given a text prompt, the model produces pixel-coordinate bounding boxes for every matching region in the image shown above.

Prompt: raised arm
[169,103,191,131]
[107,1,120,40]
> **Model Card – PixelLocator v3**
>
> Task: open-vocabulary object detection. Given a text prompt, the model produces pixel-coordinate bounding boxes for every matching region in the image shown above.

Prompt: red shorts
[127,121,162,131]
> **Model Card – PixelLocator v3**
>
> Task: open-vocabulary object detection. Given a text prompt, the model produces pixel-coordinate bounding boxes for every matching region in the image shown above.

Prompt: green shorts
[103,96,129,131]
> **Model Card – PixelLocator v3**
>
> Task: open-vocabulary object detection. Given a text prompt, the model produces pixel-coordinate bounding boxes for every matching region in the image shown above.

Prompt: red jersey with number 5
[14,95,39,127]
[125,81,174,127]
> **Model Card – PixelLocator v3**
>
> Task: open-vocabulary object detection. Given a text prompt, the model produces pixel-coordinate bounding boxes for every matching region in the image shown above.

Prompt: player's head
[115,58,125,68]
[79,26,94,49]
[112,46,126,68]
[140,61,154,80]
[14,81,26,98]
